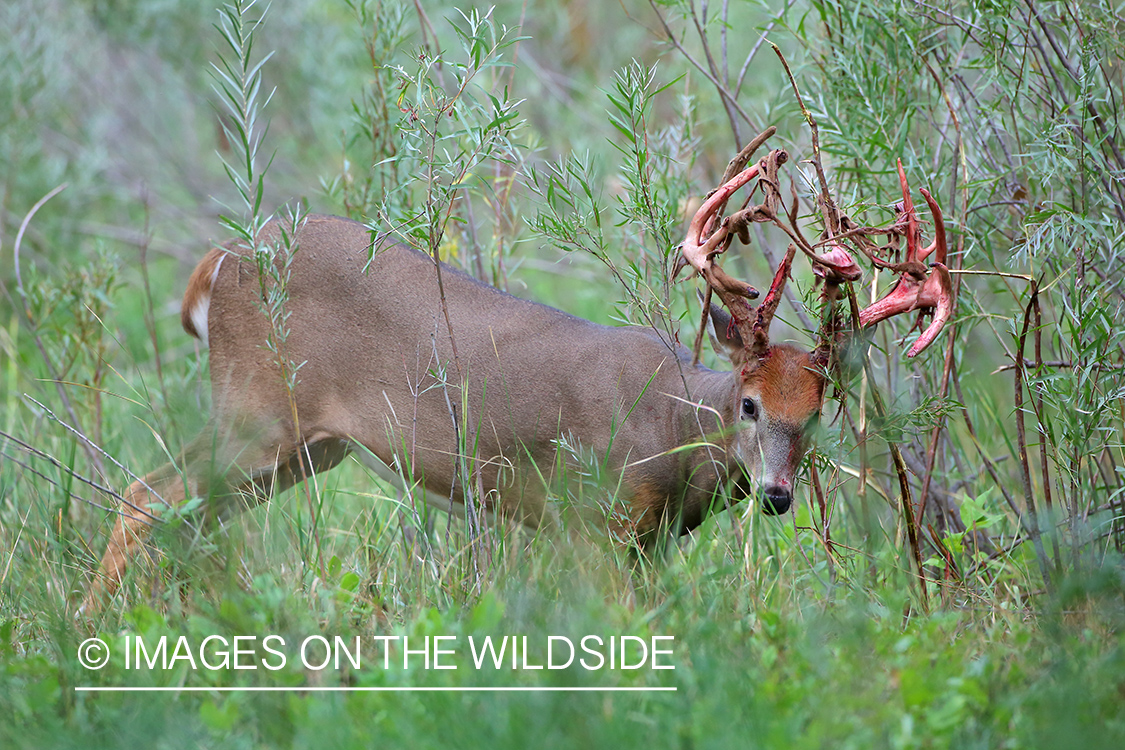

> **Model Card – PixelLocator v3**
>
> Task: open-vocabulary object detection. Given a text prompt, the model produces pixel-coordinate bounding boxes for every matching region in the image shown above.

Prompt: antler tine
[856,161,955,358]
[897,158,921,263]
[675,162,763,293]
[751,244,797,354]
[677,148,798,359]
[918,188,947,265]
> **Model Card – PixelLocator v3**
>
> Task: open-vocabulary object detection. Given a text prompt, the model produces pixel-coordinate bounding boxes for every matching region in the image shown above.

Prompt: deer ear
[701,293,747,367]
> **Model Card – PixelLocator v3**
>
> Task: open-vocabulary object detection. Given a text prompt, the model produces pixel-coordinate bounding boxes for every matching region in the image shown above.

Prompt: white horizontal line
[75,686,676,693]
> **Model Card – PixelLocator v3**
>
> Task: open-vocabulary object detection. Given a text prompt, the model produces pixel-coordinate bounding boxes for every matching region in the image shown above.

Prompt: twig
[12,184,67,301]
[692,285,714,365]
[646,0,761,145]
[686,0,742,147]
[1029,277,1063,567]
[770,42,838,234]
[22,396,161,522]
[1013,282,1054,589]
[808,450,837,583]
[916,59,964,532]
[135,193,171,416]
[735,25,778,98]
[0,429,154,522]
[951,363,1021,518]
[991,358,1125,374]
[866,357,929,608]
[0,449,134,521]
[848,291,929,609]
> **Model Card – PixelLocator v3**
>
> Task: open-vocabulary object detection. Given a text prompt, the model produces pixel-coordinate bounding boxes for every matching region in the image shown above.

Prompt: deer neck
[670,365,749,522]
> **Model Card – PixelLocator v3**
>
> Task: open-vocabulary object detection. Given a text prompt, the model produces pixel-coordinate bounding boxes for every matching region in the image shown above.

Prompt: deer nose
[762,485,792,515]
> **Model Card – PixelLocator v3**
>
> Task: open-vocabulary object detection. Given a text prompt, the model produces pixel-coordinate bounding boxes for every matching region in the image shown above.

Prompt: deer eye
[741,397,759,421]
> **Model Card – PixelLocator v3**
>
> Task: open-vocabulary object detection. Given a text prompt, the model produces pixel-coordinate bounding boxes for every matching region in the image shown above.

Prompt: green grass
[2,0,1124,747]
[3,559,1124,748]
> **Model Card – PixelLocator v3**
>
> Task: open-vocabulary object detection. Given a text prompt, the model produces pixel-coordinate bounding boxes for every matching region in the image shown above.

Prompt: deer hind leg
[81,425,351,613]
[80,460,190,613]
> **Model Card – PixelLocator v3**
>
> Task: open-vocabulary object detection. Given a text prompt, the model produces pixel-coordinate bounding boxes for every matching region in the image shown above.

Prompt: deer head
[676,147,954,514]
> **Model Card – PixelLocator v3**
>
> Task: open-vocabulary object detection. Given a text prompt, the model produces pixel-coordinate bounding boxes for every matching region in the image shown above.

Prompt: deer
[82,139,953,612]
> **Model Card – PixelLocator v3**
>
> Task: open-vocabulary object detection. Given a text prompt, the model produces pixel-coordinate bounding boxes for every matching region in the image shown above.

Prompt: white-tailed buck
[84,139,952,609]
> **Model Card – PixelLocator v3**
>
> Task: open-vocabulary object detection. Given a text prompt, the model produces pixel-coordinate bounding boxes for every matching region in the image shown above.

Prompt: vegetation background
[1,0,1123,746]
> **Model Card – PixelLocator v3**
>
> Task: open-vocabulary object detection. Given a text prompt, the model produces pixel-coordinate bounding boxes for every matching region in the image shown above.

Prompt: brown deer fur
[83,214,824,608]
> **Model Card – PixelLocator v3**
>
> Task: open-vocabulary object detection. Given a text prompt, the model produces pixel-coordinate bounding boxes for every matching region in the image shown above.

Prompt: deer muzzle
[762,484,793,515]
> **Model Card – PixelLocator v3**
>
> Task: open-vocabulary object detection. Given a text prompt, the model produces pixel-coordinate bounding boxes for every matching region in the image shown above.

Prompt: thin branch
[770,42,838,234]
[646,0,761,143]
[0,430,156,523]
[1013,282,1054,588]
